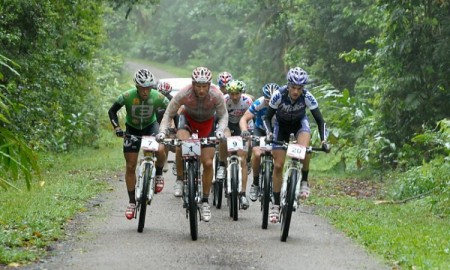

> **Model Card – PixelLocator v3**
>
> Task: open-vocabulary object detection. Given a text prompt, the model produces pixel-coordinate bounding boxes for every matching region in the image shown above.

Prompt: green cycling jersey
[114,87,169,130]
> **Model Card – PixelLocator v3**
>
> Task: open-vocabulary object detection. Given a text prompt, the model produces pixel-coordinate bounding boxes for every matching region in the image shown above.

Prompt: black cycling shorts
[123,122,160,153]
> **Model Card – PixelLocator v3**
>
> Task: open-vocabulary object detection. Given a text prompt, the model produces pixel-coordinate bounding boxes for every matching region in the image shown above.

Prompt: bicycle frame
[136,149,157,202]
[281,153,303,210]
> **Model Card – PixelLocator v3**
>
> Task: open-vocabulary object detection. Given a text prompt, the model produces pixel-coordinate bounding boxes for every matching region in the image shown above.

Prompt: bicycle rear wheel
[187,161,198,240]
[137,163,152,233]
[281,170,297,241]
[261,161,271,229]
[230,163,239,221]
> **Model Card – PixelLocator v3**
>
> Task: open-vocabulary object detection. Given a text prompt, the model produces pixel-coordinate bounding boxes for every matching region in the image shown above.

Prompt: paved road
[20,62,388,270]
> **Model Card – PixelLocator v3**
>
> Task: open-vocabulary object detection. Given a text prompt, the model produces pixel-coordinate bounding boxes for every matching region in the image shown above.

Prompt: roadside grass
[0,131,123,266]
[308,155,450,269]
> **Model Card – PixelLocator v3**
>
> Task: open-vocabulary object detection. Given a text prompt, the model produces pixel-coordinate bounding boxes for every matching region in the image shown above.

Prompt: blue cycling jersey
[248,96,269,130]
[268,85,318,125]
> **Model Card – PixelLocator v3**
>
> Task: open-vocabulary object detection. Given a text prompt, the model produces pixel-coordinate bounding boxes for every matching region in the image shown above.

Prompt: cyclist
[217,71,233,95]
[263,67,329,223]
[156,81,178,173]
[239,83,280,202]
[156,81,174,124]
[108,68,170,220]
[217,80,253,209]
[156,67,228,222]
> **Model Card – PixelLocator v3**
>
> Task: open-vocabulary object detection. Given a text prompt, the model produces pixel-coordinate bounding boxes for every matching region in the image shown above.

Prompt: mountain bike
[252,136,274,229]
[128,135,167,233]
[225,136,248,221]
[170,134,218,240]
[272,135,327,242]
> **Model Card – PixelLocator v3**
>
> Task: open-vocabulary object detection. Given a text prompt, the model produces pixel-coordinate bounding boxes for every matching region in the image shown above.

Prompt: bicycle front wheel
[137,163,152,233]
[187,161,198,240]
[261,161,272,229]
[281,169,297,241]
[213,180,223,209]
[230,163,239,221]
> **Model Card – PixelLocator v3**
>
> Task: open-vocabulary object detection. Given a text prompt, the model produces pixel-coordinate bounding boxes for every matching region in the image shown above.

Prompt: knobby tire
[187,161,198,241]
[261,160,272,229]
[213,180,223,209]
[137,163,152,233]
[213,151,223,209]
[281,169,297,241]
[230,163,239,221]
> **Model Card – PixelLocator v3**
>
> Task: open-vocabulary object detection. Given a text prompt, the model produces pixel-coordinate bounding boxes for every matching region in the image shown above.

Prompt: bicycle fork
[182,159,202,209]
[281,160,302,210]
[136,159,156,203]
[226,156,242,195]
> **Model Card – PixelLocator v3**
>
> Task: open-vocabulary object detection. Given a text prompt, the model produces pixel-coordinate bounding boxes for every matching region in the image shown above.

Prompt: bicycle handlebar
[248,135,328,153]
[164,136,220,147]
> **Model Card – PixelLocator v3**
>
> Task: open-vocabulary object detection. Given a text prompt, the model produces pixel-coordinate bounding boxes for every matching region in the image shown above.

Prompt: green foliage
[287,0,380,93]
[0,57,41,190]
[312,177,450,269]
[1,1,100,151]
[0,142,119,264]
[373,0,450,151]
[390,119,450,217]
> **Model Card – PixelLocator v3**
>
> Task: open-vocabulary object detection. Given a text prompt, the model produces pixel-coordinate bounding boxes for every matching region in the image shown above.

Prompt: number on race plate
[227,136,244,152]
[259,136,272,151]
[286,143,306,160]
[141,136,159,151]
[181,139,201,157]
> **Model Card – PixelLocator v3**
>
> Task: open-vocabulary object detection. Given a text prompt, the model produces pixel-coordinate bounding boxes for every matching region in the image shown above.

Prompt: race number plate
[227,136,244,152]
[181,139,201,157]
[259,136,272,151]
[286,144,306,160]
[141,136,159,151]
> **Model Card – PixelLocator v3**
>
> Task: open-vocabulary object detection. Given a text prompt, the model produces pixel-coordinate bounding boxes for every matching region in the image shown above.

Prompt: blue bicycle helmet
[286,67,308,85]
[262,83,280,98]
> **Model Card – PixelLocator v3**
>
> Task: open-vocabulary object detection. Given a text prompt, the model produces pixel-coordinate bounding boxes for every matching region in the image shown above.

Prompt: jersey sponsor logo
[132,105,153,118]
[270,92,281,105]
[279,103,305,113]
[305,93,317,106]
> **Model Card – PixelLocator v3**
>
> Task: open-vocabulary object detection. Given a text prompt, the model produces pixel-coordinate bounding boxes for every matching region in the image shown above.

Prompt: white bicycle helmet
[157,81,172,95]
[134,69,156,87]
[191,67,212,83]
[217,71,233,87]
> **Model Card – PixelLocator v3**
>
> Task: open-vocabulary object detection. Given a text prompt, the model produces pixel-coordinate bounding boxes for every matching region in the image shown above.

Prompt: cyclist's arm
[215,97,229,132]
[239,109,254,131]
[310,107,326,141]
[108,102,123,129]
[159,99,181,134]
[262,106,276,134]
